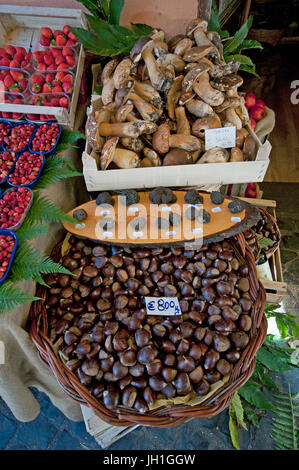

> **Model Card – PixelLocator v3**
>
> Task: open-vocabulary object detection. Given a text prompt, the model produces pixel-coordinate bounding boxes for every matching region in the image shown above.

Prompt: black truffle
[197,209,211,224]
[99,217,115,230]
[156,217,170,230]
[130,217,147,230]
[210,191,224,205]
[186,206,199,220]
[169,212,181,227]
[73,208,88,221]
[184,189,203,205]
[149,187,177,205]
[96,191,115,206]
[119,189,140,206]
[228,200,244,214]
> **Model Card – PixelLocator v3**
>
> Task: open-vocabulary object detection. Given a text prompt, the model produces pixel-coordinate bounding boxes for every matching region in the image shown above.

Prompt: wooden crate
[239,197,287,304]
[0,5,87,129]
[82,99,271,192]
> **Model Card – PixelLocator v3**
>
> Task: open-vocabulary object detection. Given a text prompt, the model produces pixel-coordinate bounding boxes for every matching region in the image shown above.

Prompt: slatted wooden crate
[0,5,87,129]
[239,197,287,304]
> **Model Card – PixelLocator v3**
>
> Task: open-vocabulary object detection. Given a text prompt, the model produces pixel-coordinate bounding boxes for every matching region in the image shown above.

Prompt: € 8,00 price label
[145,297,182,316]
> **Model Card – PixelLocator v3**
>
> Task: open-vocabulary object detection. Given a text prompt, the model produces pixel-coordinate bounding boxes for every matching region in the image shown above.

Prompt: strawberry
[1,52,11,60]
[55,55,65,65]
[256,99,266,109]
[32,83,41,93]
[62,46,73,57]
[56,35,67,46]
[41,98,51,106]
[13,52,24,64]
[45,73,53,83]
[250,118,256,131]
[65,55,75,67]
[27,113,39,120]
[9,84,22,92]
[59,96,68,108]
[50,46,61,58]
[40,35,51,47]
[15,46,26,56]
[0,58,10,67]
[244,93,256,109]
[21,60,29,68]
[63,25,71,36]
[66,39,76,47]
[18,79,28,91]
[52,79,61,87]
[52,85,63,93]
[37,63,47,71]
[13,98,24,105]
[40,115,49,121]
[42,82,54,93]
[4,74,14,88]
[5,45,16,56]
[0,47,5,55]
[46,64,56,71]
[63,73,73,84]
[25,52,32,61]
[33,51,44,63]
[55,72,65,83]
[57,63,68,70]
[68,31,78,42]
[33,96,42,105]
[31,74,44,86]
[41,27,53,38]
[62,81,73,94]
[44,54,54,65]
[50,97,60,106]
[53,29,63,38]
[10,70,24,81]
[9,59,20,69]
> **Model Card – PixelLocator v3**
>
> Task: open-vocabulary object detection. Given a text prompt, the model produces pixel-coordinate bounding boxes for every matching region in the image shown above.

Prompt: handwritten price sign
[145,297,182,316]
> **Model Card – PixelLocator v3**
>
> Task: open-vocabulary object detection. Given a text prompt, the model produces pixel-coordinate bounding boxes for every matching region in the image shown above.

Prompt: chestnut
[103,389,119,409]
[161,367,177,382]
[173,372,192,396]
[163,354,176,367]
[152,323,167,338]
[239,314,252,331]
[177,355,195,372]
[216,359,231,376]
[137,345,158,364]
[134,397,149,413]
[213,334,231,353]
[135,328,151,348]
[189,343,202,360]
[161,383,176,399]
[119,349,136,367]
[129,363,145,377]
[143,386,156,405]
[100,355,114,372]
[189,365,204,383]
[194,380,210,396]
[205,370,221,384]
[146,359,162,376]
[204,350,220,370]
[225,350,241,364]
[161,339,176,353]
[112,361,128,379]
[122,386,137,408]
[149,376,167,391]
[230,331,249,349]
[131,377,148,389]
[113,329,129,352]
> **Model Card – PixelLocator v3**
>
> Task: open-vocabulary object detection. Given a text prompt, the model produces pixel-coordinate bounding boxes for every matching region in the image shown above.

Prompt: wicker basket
[243,229,261,263]
[253,207,281,259]
[29,233,267,427]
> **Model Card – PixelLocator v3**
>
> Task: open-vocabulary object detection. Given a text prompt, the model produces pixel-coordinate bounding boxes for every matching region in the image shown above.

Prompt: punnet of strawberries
[0,68,29,93]
[40,25,79,48]
[3,123,35,152]
[0,233,16,280]
[0,151,18,182]
[0,187,32,229]
[0,44,32,69]
[0,122,11,145]
[8,152,43,186]
[0,94,25,120]
[33,46,76,72]
[31,71,74,95]
[244,93,266,131]
[31,123,60,153]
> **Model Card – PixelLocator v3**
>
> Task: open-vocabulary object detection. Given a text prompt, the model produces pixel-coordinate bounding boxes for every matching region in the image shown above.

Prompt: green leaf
[256,236,275,249]
[253,364,279,391]
[235,39,263,53]
[231,392,247,430]
[25,192,77,225]
[0,282,42,314]
[225,54,255,67]
[17,222,49,241]
[131,23,154,36]
[86,14,126,47]
[100,0,109,19]
[239,64,260,77]
[257,347,292,372]
[109,0,125,25]
[76,0,99,16]
[208,0,230,38]
[238,381,275,410]
[95,84,103,95]
[229,405,240,450]
[243,403,260,427]
[224,16,254,54]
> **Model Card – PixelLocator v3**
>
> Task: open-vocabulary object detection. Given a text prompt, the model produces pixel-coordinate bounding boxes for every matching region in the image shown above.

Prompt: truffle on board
[73,208,88,221]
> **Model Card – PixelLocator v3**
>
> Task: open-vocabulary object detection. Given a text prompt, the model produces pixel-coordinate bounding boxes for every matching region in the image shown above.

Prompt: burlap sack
[255,106,275,143]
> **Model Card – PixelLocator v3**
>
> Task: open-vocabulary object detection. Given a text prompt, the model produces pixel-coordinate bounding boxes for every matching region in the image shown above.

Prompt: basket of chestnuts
[252,208,281,260]
[29,231,267,427]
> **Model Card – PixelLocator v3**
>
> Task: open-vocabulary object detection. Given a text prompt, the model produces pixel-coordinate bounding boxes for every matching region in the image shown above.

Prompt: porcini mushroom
[115,103,134,122]
[198,147,229,163]
[141,47,170,91]
[101,77,115,106]
[163,149,193,166]
[113,58,133,89]
[99,120,158,138]
[133,80,163,109]
[186,98,213,118]
[243,135,256,161]
[182,62,210,92]
[152,122,202,154]
[120,137,144,152]
[193,72,225,106]
[156,53,186,73]
[192,114,222,138]
[127,91,162,121]
[225,107,242,130]
[173,37,193,56]
[167,75,184,120]
[230,147,244,162]
[175,106,191,135]
[143,147,162,166]
[100,137,140,170]
[183,45,212,62]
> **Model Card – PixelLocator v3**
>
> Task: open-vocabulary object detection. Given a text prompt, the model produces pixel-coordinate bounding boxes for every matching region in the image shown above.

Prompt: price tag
[205,126,236,150]
[145,297,182,316]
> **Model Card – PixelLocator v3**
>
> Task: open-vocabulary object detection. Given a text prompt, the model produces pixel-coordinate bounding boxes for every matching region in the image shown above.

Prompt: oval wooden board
[63,190,260,247]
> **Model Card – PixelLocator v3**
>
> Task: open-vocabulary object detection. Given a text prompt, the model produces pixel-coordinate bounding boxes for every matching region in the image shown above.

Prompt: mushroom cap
[113,58,133,89]
[114,79,134,108]
[182,62,210,92]
[100,137,119,170]
[186,18,208,37]
[152,122,171,154]
[192,114,222,138]
[198,147,229,164]
[116,103,134,122]
[130,35,154,63]
[212,74,244,91]
[167,34,187,51]
[101,58,119,83]
[163,148,193,166]
[183,45,212,62]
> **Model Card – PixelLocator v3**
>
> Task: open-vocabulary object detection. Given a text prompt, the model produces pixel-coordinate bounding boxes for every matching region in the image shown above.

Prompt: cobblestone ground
[0,183,298,451]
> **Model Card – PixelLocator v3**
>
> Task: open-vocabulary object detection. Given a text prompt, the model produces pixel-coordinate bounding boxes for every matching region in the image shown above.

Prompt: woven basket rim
[257,207,281,259]
[29,233,267,427]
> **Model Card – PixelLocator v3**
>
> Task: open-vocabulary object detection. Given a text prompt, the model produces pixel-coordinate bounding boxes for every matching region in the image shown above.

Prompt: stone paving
[0,183,298,451]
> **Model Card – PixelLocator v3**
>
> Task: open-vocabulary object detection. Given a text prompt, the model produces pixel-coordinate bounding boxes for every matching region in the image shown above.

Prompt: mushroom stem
[113,58,132,89]
[141,47,168,91]
[143,147,162,166]
[194,29,212,47]
[101,77,115,106]
[225,108,242,130]
[175,106,191,135]
[170,134,202,152]
[167,75,184,120]
[133,80,163,109]
[186,98,213,118]
[193,72,225,106]
[127,91,162,122]
[113,148,140,168]
[99,121,158,138]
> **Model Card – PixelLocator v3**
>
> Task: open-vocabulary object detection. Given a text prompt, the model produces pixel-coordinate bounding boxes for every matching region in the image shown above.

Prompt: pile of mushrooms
[87,18,257,170]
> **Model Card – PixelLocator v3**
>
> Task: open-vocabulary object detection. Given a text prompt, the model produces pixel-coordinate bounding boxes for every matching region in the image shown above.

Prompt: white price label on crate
[145,297,182,316]
[205,126,236,150]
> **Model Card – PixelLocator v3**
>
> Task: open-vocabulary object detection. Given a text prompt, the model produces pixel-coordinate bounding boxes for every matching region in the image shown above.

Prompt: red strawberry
[52,85,63,93]
[15,46,26,56]
[50,97,60,106]
[0,47,5,56]
[45,73,53,83]
[5,45,16,56]
[256,99,266,109]
[66,39,76,47]
[33,51,44,63]
[44,54,54,65]
[0,58,10,67]
[62,46,73,57]
[41,27,53,38]
[9,59,20,68]
[42,83,54,93]
[55,72,65,82]
[46,64,56,71]
[65,55,75,67]
[41,98,51,106]
[55,55,64,65]
[52,79,61,87]
[53,29,63,38]
[13,98,24,104]
[59,96,68,108]
[40,35,51,47]
[9,84,22,92]
[33,96,42,105]
[62,81,73,94]
[21,60,29,68]
[50,46,61,58]
[31,74,44,86]
[13,52,24,64]
[37,63,47,71]
[0,52,11,60]
[40,114,49,121]
[27,113,39,120]
[56,35,67,46]
[57,63,68,70]
[32,83,41,93]
[63,73,73,84]
[4,74,14,88]
[18,79,28,91]
[68,31,78,42]
[63,25,70,36]
[250,118,256,130]
[25,52,32,61]
[10,70,24,81]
